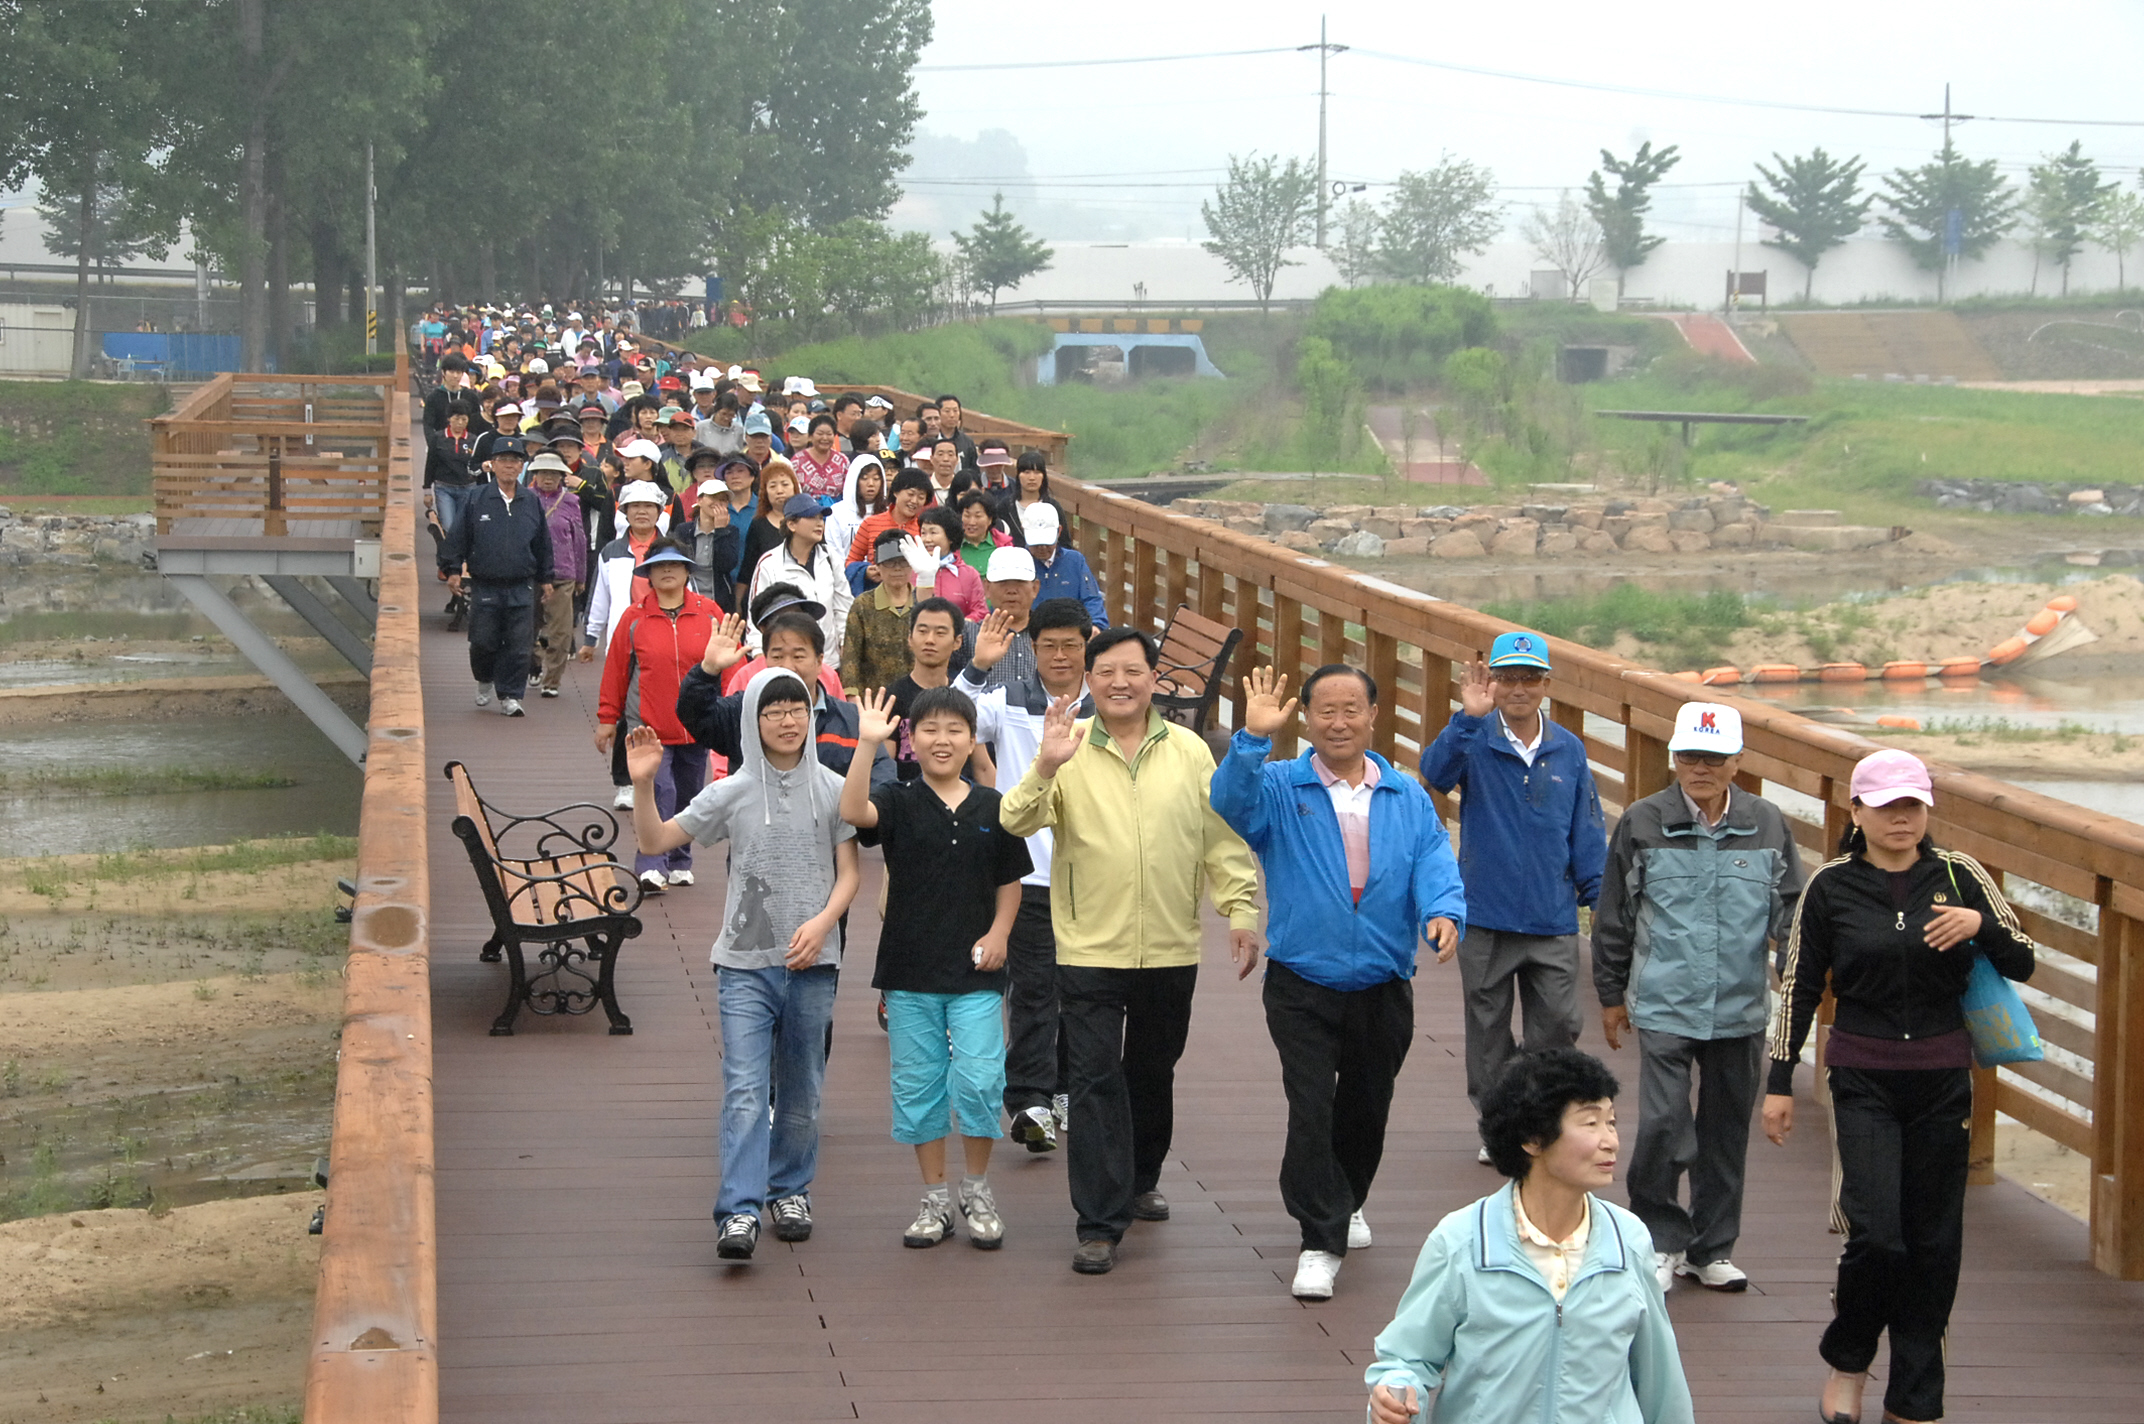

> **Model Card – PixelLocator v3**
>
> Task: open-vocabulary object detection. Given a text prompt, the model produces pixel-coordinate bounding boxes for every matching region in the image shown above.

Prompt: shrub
[1307,284,1497,391]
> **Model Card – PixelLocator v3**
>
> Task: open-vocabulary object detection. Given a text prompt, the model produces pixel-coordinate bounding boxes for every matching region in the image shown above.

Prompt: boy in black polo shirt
[840,685,1030,1251]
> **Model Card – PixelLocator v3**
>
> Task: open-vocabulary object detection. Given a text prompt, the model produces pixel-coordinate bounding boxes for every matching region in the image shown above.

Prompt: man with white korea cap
[1022,502,1107,628]
[1592,701,1804,1293]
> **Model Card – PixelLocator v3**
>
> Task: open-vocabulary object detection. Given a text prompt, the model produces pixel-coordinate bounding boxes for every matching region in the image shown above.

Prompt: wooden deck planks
[419,608,2144,1423]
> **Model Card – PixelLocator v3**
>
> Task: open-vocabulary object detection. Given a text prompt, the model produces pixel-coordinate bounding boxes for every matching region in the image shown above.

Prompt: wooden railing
[302,354,439,1422]
[151,372,396,538]
[1051,471,2144,1280]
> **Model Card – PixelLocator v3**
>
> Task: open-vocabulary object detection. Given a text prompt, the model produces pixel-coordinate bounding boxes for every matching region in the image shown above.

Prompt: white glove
[900,534,936,588]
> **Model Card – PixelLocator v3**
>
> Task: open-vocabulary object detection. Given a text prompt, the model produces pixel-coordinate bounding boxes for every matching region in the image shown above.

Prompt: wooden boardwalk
[419,611,2144,1423]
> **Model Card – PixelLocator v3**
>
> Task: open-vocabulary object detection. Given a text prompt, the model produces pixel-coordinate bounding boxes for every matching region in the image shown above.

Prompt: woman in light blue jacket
[1365,1049,1694,1424]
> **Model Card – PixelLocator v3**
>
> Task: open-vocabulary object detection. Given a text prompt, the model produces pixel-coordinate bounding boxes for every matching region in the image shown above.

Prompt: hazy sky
[904,0,2144,242]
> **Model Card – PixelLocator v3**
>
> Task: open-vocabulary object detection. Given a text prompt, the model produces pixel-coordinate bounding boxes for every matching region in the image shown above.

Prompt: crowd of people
[422,299,2038,1424]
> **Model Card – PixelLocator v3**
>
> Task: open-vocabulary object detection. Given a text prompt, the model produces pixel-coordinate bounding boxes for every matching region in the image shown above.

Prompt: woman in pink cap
[1761,749,2035,1424]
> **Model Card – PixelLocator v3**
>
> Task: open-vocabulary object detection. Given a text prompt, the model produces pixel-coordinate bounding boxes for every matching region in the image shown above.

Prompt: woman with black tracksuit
[1763,749,2035,1424]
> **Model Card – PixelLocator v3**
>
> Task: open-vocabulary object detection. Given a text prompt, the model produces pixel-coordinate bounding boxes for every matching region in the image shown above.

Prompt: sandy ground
[1,852,346,1423]
[1866,727,2144,782]
[0,1195,317,1423]
[0,672,367,727]
[1607,574,2144,671]
[1996,1118,2089,1220]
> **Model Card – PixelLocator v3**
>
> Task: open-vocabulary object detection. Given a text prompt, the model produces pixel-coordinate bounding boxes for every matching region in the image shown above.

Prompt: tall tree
[1878,141,2015,301]
[2025,141,2114,296]
[1585,141,1680,295]
[1331,199,1380,288]
[2090,182,2144,290]
[2,0,169,376]
[1200,152,1316,312]
[952,194,1052,313]
[1374,155,1501,286]
[1519,191,1607,301]
[1744,148,1873,300]
[36,156,179,281]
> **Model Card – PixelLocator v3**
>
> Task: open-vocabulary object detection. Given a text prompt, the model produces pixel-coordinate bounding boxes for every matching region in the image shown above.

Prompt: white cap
[526,358,549,374]
[986,547,1037,582]
[783,376,819,397]
[696,478,728,499]
[689,373,716,391]
[616,480,669,508]
[617,438,665,462]
[1020,502,1061,545]
[1668,701,1744,755]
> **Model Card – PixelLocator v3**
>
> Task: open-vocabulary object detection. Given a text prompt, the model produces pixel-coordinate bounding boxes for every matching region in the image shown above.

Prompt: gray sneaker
[1013,1105,1058,1153]
[959,1179,1005,1249]
[474,682,493,707]
[903,1192,953,1248]
[499,698,524,717]
[1053,1092,1070,1135]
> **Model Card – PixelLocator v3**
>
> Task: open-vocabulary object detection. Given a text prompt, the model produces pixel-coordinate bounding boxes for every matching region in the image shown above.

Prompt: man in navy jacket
[1421,631,1607,1132]
[438,435,557,717]
[1213,663,1465,1303]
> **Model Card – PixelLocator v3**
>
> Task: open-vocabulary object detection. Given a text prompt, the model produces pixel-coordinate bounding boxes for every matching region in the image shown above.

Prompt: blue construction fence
[100,332,253,379]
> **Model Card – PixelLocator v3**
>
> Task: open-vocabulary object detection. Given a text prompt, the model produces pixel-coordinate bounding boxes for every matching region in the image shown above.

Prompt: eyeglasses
[757,705,811,724]
[1673,751,1732,767]
[1490,670,1546,687]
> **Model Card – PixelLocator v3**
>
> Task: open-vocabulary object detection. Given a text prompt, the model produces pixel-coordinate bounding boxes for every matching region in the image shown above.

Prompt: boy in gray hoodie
[625,667,861,1262]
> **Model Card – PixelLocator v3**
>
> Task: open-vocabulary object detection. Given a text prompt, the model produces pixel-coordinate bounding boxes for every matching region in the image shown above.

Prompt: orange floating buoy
[1881,661,1929,680]
[2047,595,2079,613]
[1749,664,1802,683]
[1671,670,1702,683]
[1701,666,1741,686]
[2025,610,2061,637]
[1987,636,2029,665]
[1818,662,1868,683]
[1937,656,1982,678]
[1874,714,1923,730]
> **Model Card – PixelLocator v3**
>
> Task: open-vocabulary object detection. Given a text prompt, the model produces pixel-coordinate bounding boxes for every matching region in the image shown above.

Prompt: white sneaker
[1348,1211,1373,1250]
[499,698,524,717]
[959,1179,1005,1250]
[1676,1256,1749,1291]
[1053,1092,1070,1135]
[903,1191,953,1248]
[1477,1144,1493,1165]
[1654,1249,1685,1292]
[474,682,493,707]
[612,785,635,810]
[639,870,668,895]
[667,869,695,886]
[1291,1249,1342,1300]
[539,686,560,698]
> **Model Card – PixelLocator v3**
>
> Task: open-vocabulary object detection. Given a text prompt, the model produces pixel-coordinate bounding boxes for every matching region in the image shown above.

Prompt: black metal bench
[446,760,646,1036]
[1152,603,1242,735]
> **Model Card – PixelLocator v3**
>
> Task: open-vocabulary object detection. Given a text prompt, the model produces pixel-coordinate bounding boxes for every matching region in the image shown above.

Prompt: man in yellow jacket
[1002,625,1261,1276]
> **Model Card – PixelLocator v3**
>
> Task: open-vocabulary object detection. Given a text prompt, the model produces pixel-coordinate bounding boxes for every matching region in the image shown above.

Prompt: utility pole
[1920,82,1975,150]
[364,142,378,356]
[1301,16,1349,248]
[1917,84,1976,301]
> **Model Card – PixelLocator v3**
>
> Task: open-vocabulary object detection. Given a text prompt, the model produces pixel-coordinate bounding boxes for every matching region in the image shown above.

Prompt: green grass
[0,767,298,797]
[93,1406,301,1424]
[1483,585,1755,669]
[11,834,358,900]
[1915,717,2135,750]
[1576,354,2144,521]
[0,379,165,498]
[0,609,209,645]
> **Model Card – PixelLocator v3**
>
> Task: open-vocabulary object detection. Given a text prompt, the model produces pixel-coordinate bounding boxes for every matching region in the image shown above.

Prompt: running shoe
[959,1179,1004,1249]
[770,1194,813,1242]
[639,870,668,896]
[1053,1092,1070,1136]
[540,687,561,698]
[715,1213,759,1260]
[1012,1105,1058,1154]
[612,785,635,810]
[474,681,493,707]
[1348,1210,1373,1250]
[667,869,695,886]
[903,1192,953,1248]
[1654,1250,1685,1292]
[1676,1257,1748,1291]
[1291,1249,1342,1300]
[499,698,524,717]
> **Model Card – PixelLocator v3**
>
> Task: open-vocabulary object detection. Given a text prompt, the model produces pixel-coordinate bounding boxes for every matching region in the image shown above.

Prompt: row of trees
[1,0,934,375]
[1200,133,2144,307]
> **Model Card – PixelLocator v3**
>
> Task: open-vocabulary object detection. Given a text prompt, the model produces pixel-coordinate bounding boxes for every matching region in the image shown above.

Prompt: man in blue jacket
[1213,663,1465,1303]
[438,435,558,718]
[1422,631,1607,1139]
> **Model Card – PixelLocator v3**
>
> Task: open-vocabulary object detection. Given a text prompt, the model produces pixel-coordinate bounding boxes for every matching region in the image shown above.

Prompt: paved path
[421,606,2144,1421]
[1665,314,1758,365]
[1363,405,1487,487]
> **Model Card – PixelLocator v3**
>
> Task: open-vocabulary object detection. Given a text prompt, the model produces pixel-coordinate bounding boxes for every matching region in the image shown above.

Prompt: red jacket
[599,588,720,745]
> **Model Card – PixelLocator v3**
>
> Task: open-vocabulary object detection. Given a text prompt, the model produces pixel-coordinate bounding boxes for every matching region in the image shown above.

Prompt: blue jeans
[715,964,838,1221]
[885,989,1006,1146]
[634,744,708,877]
[432,482,474,535]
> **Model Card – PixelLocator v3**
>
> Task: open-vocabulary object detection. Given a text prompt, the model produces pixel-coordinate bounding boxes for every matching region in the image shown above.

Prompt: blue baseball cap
[1488,630,1551,671]
[742,411,773,437]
